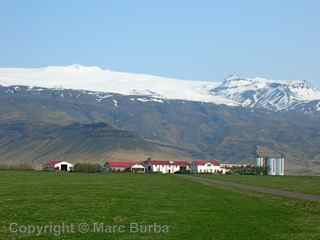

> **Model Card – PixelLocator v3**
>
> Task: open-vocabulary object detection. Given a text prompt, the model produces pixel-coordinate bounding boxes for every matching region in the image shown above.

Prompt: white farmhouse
[191,160,227,174]
[143,160,190,174]
[131,163,145,173]
[54,161,74,172]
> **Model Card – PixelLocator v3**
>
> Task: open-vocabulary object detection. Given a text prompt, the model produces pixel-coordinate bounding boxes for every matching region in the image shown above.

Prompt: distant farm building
[107,162,132,172]
[130,163,145,173]
[143,160,190,174]
[51,161,74,172]
[220,163,248,168]
[191,160,228,174]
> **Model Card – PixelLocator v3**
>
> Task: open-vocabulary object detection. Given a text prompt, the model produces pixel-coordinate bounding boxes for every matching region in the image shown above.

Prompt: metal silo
[256,157,264,167]
[267,158,276,175]
[277,158,284,176]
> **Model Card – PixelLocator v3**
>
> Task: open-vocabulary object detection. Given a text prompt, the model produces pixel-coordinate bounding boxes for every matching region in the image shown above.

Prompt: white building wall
[191,162,227,174]
[151,164,181,174]
[54,161,74,172]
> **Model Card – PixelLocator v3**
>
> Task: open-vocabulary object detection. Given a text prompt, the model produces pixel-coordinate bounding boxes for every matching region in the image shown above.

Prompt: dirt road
[179,175,320,202]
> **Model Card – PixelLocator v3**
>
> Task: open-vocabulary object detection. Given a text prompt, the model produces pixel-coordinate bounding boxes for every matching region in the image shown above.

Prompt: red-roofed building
[106,161,133,172]
[191,160,228,174]
[106,161,146,173]
[143,160,190,174]
[46,160,61,170]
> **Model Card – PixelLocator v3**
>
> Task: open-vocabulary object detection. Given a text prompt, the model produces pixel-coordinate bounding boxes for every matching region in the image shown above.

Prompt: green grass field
[0,171,319,240]
[199,175,320,195]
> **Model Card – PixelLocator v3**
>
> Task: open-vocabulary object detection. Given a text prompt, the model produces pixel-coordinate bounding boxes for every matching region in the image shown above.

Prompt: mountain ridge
[1,65,320,112]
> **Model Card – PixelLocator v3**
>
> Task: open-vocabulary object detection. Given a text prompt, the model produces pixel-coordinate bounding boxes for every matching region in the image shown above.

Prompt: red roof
[144,160,170,165]
[48,160,61,168]
[107,162,133,168]
[193,160,220,166]
[173,160,190,166]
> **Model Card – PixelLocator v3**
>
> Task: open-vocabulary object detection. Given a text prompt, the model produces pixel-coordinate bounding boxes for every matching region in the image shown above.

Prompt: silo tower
[256,146,268,168]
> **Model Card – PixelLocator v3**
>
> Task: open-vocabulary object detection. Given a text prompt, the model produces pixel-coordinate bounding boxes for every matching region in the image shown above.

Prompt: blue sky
[0,0,319,84]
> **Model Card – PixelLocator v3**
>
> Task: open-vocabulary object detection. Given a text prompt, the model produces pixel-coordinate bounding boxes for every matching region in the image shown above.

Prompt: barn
[53,161,74,172]
[131,163,145,173]
[107,162,132,172]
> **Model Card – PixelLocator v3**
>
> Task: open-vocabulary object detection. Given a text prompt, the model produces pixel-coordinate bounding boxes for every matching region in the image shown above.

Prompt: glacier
[0,65,320,111]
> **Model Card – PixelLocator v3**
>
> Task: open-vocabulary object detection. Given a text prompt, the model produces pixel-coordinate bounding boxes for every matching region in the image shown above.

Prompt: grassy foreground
[199,175,320,195]
[0,171,319,240]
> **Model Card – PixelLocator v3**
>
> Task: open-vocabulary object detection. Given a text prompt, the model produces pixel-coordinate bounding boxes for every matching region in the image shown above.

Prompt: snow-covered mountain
[212,74,320,111]
[1,65,320,111]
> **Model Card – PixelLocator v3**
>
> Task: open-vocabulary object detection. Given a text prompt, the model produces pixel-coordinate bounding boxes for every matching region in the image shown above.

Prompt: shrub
[229,166,267,175]
[73,163,103,173]
[174,169,191,174]
[0,163,35,171]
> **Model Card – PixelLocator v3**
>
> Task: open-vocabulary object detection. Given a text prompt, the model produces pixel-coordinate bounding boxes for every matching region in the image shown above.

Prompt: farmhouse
[131,163,145,173]
[53,161,74,172]
[143,160,190,174]
[191,160,228,174]
[106,162,132,172]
